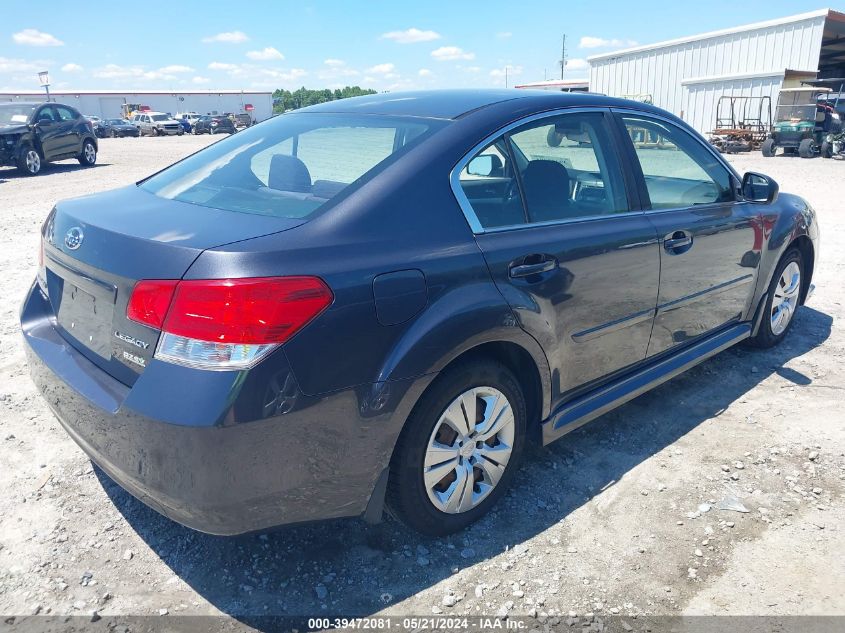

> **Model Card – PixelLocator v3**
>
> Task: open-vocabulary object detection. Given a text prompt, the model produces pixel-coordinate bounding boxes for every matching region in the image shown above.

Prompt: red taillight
[127,280,179,329]
[127,276,333,344]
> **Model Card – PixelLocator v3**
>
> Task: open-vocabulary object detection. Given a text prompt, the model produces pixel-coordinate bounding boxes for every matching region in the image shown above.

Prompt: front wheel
[77,139,97,166]
[747,248,803,348]
[798,138,816,158]
[387,359,526,536]
[17,147,41,175]
[761,138,776,157]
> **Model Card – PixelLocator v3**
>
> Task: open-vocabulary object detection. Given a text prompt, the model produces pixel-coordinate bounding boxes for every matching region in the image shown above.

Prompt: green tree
[272,86,378,113]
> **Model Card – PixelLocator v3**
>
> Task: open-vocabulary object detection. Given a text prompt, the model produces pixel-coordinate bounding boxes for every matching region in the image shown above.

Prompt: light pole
[37,71,51,102]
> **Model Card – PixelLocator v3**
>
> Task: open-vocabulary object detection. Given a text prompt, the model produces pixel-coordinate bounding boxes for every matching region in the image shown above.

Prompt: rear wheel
[78,139,97,166]
[747,248,803,348]
[387,359,526,536]
[761,138,776,157]
[798,138,816,158]
[17,147,41,175]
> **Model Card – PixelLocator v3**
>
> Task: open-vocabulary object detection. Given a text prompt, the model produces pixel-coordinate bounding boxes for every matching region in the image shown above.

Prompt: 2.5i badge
[122,350,146,368]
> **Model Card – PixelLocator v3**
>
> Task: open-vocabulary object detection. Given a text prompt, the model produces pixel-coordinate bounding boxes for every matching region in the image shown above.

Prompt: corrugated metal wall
[589,13,827,133]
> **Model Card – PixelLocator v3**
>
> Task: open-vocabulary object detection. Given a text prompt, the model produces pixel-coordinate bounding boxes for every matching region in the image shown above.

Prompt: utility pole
[505,65,509,89]
[559,35,568,80]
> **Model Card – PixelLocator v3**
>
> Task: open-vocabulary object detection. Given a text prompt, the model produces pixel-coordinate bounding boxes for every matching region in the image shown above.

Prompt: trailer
[708,95,772,153]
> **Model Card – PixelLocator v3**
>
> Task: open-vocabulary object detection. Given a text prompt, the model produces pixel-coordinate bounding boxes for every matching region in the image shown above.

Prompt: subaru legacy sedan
[21,90,818,536]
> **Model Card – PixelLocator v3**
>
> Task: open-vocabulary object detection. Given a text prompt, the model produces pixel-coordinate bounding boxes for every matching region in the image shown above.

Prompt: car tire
[761,138,776,157]
[386,359,527,536]
[746,248,803,349]
[17,146,42,176]
[77,140,97,166]
[798,138,816,158]
[821,141,832,159]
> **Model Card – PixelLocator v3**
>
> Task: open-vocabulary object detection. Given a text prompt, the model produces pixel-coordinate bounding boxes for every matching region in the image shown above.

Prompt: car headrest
[268,154,312,193]
[522,160,571,211]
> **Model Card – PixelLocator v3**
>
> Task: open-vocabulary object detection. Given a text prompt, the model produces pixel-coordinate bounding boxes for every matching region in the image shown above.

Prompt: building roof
[514,79,590,89]
[588,8,840,62]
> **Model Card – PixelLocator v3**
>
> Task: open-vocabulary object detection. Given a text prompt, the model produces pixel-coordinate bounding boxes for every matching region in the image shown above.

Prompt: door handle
[663,231,693,253]
[509,258,557,278]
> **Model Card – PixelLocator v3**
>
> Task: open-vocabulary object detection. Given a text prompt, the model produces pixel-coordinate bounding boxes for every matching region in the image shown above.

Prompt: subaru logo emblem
[64,227,84,250]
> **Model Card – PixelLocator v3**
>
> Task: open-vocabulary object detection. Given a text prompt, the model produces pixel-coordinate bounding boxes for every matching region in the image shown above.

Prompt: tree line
[272,86,378,112]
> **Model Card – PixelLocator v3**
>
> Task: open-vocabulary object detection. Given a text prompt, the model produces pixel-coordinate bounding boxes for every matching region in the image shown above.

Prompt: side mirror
[36,118,54,127]
[742,172,779,204]
[467,154,501,177]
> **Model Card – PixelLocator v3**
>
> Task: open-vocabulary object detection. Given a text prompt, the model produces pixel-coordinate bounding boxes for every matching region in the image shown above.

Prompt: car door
[32,106,62,159]
[455,109,660,405]
[614,111,760,357]
[53,105,81,156]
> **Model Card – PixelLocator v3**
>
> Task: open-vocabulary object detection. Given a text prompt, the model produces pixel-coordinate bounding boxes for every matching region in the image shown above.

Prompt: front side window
[458,111,630,230]
[55,106,76,121]
[620,116,734,209]
[140,113,444,220]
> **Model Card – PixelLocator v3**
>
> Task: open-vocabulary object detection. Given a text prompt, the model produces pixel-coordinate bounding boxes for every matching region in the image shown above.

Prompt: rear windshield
[140,113,444,219]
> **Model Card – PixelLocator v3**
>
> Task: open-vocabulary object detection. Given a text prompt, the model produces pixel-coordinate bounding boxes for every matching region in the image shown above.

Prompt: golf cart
[762,86,841,158]
[805,78,845,159]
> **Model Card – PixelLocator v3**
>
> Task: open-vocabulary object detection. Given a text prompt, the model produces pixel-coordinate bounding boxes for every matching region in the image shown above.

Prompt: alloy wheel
[771,261,801,335]
[25,150,40,174]
[83,143,96,164]
[423,386,515,514]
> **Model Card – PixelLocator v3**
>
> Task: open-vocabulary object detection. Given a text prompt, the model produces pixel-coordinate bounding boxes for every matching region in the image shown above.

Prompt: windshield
[140,113,445,220]
[151,114,169,121]
[0,104,36,126]
[776,104,816,123]
[108,119,125,125]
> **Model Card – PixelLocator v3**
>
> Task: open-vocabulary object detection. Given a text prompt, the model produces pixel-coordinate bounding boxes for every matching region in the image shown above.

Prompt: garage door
[98,97,125,119]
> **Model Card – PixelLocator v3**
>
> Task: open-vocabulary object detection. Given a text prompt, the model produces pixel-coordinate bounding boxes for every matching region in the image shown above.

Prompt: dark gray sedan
[100,118,140,138]
[21,90,818,536]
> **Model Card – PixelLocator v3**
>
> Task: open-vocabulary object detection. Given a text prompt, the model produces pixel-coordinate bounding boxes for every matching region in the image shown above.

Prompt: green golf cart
[761,87,841,158]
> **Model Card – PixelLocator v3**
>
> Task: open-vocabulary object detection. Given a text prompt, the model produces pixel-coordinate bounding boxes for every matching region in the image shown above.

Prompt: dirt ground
[0,136,843,630]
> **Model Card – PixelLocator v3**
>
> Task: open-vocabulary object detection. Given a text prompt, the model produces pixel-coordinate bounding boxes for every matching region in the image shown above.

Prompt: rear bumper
[21,281,416,535]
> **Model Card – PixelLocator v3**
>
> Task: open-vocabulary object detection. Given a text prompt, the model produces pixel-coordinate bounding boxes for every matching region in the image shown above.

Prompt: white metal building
[588,8,845,134]
[0,90,274,122]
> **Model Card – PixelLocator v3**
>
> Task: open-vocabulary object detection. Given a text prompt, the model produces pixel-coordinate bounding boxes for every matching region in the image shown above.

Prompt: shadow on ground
[0,162,109,180]
[97,307,832,626]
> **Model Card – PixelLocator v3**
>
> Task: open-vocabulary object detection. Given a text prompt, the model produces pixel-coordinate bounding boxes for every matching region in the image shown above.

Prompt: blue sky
[0,1,836,93]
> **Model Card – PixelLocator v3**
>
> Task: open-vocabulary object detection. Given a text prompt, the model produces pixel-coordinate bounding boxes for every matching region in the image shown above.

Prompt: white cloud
[208,62,238,71]
[202,31,249,44]
[12,29,64,47]
[246,47,284,61]
[431,46,474,61]
[61,63,83,73]
[380,28,441,44]
[92,64,176,81]
[159,64,194,73]
[566,58,590,70]
[490,65,523,79]
[579,36,638,49]
[0,56,47,73]
[192,76,211,84]
[367,63,395,74]
[496,32,512,39]
[324,58,345,67]
[418,68,433,77]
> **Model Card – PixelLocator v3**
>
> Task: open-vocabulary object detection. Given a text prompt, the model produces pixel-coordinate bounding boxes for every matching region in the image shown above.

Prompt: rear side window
[140,113,444,219]
[620,116,734,209]
[457,111,630,230]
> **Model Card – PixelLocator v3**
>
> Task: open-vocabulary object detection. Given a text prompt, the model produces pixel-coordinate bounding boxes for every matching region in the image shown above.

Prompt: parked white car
[131,111,184,136]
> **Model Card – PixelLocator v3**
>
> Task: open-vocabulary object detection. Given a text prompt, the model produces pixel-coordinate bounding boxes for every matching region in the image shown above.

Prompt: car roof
[295,89,660,120]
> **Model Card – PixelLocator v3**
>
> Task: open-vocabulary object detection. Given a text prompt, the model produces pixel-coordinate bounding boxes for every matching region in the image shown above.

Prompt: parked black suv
[0,102,98,175]
[192,115,236,135]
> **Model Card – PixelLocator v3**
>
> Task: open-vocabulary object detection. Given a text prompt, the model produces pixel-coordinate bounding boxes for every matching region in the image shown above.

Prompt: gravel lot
[0,136,843,630]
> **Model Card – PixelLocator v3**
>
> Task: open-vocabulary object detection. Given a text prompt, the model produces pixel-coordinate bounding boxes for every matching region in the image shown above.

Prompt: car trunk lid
[41,185,305,385]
